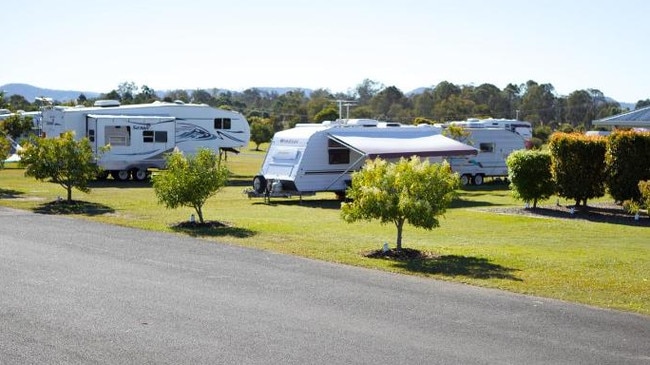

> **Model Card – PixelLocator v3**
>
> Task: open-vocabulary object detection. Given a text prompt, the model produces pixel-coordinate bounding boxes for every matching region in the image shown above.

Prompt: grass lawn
[1,145,648,316]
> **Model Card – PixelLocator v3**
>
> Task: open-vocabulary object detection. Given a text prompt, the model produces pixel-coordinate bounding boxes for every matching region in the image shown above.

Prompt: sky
[1,0,649,103]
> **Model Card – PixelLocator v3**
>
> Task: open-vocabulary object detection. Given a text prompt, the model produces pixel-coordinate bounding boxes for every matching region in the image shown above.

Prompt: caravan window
[479,143,495,153]
[214,118,232,129]
[143,131,168,143]
[328,139,350,164]
[105,126,130,146]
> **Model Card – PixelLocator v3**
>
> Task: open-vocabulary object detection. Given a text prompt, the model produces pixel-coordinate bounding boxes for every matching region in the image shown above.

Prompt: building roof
[592,106,650,127]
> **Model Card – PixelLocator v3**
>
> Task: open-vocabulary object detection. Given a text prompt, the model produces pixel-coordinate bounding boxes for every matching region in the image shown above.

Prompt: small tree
[506,150,555,208]
[1,113,33,140]
[0,133,10,169]
[19,131,101,202]
[152,148,229,224]
[341,157,459,251]
[249,117,274,151]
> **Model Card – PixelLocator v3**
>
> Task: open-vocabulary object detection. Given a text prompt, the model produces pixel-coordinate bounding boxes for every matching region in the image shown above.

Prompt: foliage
[248,117,274,151]
[533,125,552,143]
[152,148,229,224]
[341,157,459,251]
[314,106,339,122]
[1,114,33,139]
[18,131,101,202]
[639,180,650,214]
[548,133,607,206]
[506,150,555,208]
[4,78,628,130]
[0,133,10,168]
[605,131,650,202]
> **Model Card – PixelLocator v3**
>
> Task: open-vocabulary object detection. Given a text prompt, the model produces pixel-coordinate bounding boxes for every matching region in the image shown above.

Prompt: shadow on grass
[251,198,342,210]
[88,180,153,189]
[170,221,256,238]
[33,200,115,216]
[518,205,650,227]
[0,188,25,199]
[227,176,254,187]
[365,249,521,280]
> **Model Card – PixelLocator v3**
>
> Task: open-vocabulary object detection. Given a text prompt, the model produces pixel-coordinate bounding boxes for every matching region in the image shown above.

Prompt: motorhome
[445,118,532,185]
[248,119,477,199]
[41,100,250,180]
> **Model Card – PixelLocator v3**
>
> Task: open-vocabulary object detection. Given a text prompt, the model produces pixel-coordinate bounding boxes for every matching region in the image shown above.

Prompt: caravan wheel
[112,170,131,181]
[252,175,267,194]
[460,174,471,186]
[473,174,484,186]
[133,169,149,181]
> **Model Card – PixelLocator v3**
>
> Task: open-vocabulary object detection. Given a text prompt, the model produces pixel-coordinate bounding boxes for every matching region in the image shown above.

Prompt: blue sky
[2,0,649,102]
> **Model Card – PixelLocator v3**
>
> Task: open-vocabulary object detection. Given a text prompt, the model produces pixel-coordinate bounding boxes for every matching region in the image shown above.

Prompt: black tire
[460,174,471,186]
[133,169,149,181]
[473,174,484,186]
[112,170,130,181]
[252,175,267,194]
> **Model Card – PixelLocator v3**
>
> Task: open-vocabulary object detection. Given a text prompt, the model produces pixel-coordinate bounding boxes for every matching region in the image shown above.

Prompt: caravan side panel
[449,128,526,183]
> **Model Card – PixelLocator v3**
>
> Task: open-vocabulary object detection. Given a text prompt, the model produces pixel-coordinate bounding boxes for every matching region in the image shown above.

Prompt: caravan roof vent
[346,119,378,127]
[94,100,121,107]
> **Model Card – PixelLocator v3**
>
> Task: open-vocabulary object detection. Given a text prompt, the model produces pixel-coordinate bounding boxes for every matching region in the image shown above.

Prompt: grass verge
[1,147,648,315]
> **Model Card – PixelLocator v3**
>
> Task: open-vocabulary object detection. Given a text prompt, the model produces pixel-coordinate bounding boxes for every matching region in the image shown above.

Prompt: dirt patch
[172,220,230,229]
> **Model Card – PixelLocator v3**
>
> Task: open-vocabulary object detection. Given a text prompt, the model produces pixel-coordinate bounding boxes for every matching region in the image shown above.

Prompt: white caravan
[249,119,477,198]
[41,100,250,180]
[446,118,532,185]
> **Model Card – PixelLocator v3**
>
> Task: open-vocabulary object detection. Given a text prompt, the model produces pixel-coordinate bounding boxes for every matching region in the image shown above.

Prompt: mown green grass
[1,145,648,315]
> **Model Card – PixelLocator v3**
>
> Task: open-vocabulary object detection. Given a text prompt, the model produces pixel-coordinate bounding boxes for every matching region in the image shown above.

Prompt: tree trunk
[67,185,72,202]
[196,206,204,224]
[395,218,405,251]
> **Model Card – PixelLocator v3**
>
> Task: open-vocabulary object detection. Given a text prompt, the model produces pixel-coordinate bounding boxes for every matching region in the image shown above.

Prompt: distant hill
[0,83,100,102]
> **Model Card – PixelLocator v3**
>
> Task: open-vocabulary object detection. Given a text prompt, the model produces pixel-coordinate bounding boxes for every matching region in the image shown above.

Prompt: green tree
[152,148,229,224]
[341,157,459,251]
[249,117,274,150]
[635,99,650,109]
[506,150,555,208]
[19,131,101,202]
[548,133,607,206]
[1,113,33,139]
[0,132,10,168]
[606,131,650,202]
[314,106,339,122]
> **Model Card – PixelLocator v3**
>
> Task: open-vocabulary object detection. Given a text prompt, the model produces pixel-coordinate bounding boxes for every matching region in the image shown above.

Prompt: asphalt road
[0,207,648,364]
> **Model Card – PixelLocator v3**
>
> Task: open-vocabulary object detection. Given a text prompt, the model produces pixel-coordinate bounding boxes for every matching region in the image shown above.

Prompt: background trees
[1,78,631,135]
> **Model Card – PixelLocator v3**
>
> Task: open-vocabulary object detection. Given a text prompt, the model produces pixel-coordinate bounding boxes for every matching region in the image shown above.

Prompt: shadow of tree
[0,188,25,199]
[170,221,256,238]
[251,198,342,210]
[33,200,115,216]
[366,249,521,281]
[88,180,153,189]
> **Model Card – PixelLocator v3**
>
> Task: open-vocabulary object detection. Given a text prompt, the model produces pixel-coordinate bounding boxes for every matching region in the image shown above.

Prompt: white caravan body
[446,120,531,185]
[41,101,250,180]
[250,119,477,197]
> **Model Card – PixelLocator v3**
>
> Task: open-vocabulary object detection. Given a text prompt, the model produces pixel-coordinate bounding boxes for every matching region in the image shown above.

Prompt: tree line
[3,79,650,135]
